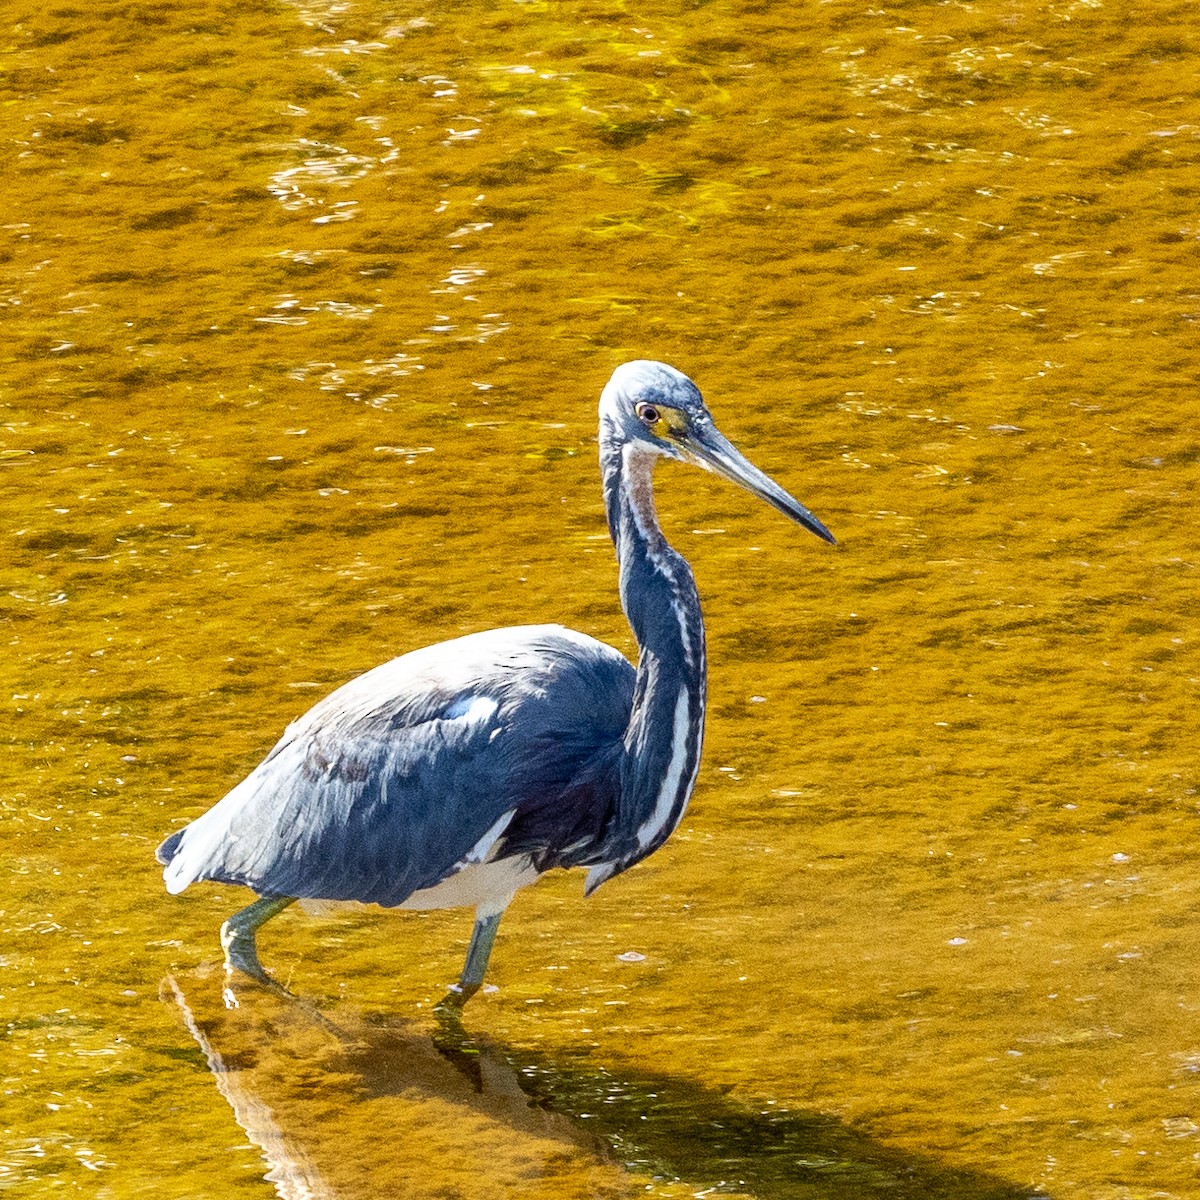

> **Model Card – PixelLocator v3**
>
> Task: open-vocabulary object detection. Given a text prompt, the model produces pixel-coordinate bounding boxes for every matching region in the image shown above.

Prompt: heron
[156,360,835,1004]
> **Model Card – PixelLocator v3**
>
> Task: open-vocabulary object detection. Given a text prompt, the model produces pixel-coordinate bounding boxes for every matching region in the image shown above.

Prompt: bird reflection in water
[164,970,1053,1200]
[157,362,835,1002]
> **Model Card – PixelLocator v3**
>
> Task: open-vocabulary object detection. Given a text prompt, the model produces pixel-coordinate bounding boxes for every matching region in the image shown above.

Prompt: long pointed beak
[679,424,836,545]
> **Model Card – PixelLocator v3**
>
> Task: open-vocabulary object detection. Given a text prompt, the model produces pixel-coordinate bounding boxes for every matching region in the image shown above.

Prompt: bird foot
[435,982,479,1013]
[435,980,500,1017]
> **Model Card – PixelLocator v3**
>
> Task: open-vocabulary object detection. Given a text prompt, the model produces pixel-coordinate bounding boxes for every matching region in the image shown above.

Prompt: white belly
[400,856,542,918]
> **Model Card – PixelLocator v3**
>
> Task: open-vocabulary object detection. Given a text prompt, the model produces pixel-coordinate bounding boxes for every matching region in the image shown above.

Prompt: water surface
[3,1,1198,1197]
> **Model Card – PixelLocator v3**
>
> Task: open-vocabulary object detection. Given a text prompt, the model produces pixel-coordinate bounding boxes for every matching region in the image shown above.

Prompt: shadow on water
[163,969,1050,1200]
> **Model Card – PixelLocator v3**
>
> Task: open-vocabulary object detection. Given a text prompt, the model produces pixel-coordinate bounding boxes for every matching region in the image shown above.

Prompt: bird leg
[438,909,503,1009]
[220,895,296,981]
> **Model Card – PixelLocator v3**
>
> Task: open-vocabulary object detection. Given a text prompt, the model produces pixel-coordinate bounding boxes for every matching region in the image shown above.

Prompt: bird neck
[597,439,707,877]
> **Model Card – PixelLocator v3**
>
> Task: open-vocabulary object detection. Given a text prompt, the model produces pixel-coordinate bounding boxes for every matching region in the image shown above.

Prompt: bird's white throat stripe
[619,442,701,673]
[636,686,693,849]
[621,443,661,546]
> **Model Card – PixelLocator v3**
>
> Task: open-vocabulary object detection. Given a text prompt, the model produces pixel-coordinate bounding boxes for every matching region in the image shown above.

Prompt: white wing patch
[457,810,516,868]
[444,694,499,722]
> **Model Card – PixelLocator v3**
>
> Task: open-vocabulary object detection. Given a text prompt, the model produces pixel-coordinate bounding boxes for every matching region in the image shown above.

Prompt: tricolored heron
[157,361,835,1003]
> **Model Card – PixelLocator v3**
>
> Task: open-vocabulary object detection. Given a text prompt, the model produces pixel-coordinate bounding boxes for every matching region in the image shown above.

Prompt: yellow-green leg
[220,896,296,980]
[438,910,503,1010]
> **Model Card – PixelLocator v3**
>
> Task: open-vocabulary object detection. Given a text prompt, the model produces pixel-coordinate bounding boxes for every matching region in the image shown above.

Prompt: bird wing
[159,625,634,907]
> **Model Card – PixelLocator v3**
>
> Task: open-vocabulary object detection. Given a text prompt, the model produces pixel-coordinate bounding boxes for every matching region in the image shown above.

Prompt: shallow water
[3,0,1199,1196]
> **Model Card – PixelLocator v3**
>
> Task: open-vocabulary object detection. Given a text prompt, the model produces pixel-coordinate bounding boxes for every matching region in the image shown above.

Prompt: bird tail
[155,829,184,867]
[156,825,205,894]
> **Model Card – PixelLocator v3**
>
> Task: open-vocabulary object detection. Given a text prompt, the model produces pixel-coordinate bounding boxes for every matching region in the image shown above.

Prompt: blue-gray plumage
[157,360,835,1003]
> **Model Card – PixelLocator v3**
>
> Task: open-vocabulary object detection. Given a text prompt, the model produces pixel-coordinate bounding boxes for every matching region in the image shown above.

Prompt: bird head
[599,360,836,544]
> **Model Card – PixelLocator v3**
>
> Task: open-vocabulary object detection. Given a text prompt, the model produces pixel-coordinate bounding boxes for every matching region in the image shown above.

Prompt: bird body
[157,361,834,1001]
[161,624,634,912]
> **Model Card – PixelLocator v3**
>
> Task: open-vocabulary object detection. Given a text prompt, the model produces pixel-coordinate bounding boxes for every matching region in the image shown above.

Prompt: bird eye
[637,404,660,426]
